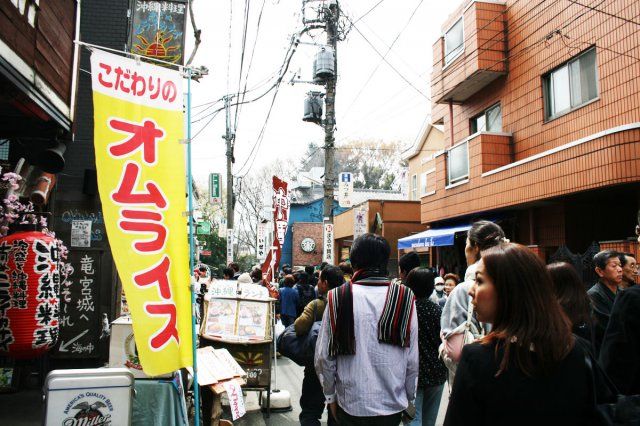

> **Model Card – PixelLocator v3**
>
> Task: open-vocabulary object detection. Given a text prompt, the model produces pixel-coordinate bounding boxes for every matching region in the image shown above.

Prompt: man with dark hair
[399,251,421,281]
[619,252,637,288]
[599,224,640,395]
[295,265,344,426]
[222,267,234,280]
[279,275,299,327]
[305,265,317,287]
[589,250,623,355]
[315,233,418,424]
[228,262,241,280]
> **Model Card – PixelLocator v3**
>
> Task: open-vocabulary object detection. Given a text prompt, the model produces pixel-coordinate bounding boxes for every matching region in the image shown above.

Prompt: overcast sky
[185,0,460,185]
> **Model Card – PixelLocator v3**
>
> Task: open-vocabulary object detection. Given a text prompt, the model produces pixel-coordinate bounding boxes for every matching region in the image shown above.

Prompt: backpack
[298,284,316,308]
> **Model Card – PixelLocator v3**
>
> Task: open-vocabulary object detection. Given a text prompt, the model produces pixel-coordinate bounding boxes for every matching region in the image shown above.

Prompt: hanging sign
[261,177,289,283]
[323,221,335,264]
[209,173,221,204]
[90,49,192,376]
[256,222,266,261]
[227,229,234,264]
[338,172,354,208]
[354,207,368,240]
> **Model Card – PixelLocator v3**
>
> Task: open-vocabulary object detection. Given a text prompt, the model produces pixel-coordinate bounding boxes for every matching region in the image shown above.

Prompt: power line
[340,0,425,121]
[341,11,430,100]
[226,0,234,94]
[566,0,640,27]
[233,0,252,132]
[351,0,386,25]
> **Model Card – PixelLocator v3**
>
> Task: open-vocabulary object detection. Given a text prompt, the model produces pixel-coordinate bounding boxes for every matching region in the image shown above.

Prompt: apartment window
[544,47,598,120]
[447,141,469,185]
[444,18,464,66]
[420,173,427,196]
[471,103,502,133]
[411,174,417,200]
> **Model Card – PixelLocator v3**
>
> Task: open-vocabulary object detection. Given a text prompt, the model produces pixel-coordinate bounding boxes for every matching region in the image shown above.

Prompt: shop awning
[398,224,472,250]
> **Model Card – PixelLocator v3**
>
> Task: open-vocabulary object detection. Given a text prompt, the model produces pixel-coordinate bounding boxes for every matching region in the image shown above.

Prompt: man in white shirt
[315,233,419,425]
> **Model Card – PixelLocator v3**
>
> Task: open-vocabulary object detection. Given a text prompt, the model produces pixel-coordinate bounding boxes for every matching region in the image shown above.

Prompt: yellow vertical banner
[90,49,192,375]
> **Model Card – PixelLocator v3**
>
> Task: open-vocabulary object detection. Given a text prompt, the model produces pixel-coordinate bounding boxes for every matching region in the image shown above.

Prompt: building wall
[423,0,640,224]
[49,0,129,364]
[291,223,323,267]
[406,126,446,201]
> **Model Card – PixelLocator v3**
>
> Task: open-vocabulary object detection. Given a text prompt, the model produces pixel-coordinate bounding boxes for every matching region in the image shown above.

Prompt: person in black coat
[599,284,640,395]
[445,243,595,426]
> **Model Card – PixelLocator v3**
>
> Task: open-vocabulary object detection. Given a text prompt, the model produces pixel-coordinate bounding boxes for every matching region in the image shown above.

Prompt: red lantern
[0,230,60,359]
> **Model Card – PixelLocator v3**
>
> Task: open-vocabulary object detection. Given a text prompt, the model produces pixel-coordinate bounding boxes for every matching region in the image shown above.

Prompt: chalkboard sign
[52,249,102,358]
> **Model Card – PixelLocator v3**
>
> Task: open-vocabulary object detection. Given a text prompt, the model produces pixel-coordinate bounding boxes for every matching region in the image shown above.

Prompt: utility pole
[322,1,338,221]
[223,95,235,230]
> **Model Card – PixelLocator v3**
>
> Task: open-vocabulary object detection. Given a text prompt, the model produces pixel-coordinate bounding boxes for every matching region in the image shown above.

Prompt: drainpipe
[448,99,454,147]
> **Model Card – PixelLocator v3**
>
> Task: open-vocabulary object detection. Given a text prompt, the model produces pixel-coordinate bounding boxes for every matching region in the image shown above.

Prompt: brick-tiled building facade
[291,222,324,267]
[423,0,640,273]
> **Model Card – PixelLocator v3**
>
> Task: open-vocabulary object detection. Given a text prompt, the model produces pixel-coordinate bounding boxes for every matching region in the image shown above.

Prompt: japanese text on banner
[90,49,192,376]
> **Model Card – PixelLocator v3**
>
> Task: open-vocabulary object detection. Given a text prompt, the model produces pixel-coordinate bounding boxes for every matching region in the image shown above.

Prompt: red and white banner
[261,176,289,283]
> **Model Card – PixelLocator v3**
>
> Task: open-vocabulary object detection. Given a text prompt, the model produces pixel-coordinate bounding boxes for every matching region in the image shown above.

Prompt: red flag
[261,176,289,283]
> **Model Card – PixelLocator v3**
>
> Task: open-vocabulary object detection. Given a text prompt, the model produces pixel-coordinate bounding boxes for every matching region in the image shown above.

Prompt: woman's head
[546,262,591,327]
[443,273,459,295]
[405,268,435,299]
[319,265,345,294]
[465,221,505,265]
[470,243,573,376]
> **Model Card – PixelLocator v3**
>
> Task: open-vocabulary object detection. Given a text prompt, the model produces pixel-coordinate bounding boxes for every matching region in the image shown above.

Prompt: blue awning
[398,224,472,250]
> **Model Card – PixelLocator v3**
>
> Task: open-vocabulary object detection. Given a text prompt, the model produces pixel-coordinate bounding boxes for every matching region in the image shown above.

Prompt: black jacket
[587,281,617,356]
[599,285,640,395]
[444,341,593,426]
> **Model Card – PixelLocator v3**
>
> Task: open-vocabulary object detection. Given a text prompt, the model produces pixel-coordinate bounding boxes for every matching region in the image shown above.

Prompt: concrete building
[418,0,640,278]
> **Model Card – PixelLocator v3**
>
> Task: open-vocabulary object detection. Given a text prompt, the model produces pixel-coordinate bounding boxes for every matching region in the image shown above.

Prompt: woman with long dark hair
[444,244,593,425]
[547,262,594,347]
[440,221,505,379]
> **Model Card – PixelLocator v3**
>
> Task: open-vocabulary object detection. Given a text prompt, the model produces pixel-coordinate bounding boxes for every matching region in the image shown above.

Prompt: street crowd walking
[208,220,640,425]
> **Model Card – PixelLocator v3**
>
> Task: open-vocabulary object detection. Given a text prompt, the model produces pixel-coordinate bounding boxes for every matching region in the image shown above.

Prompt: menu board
[204,299,238,338]
[201,297,270,341]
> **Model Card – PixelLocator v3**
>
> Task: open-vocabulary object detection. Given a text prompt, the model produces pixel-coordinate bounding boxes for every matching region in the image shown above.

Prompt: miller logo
[63,401,111,426]
[62,392,114,426]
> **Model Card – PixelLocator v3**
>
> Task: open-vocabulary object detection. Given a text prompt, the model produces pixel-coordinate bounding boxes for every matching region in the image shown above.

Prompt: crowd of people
[282,220,640,426]
[197,220,640,425]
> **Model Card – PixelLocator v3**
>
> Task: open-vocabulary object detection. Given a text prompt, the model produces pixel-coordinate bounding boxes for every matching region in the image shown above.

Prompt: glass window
[420,173,427,196]
[411,174,417,200]
[444,18,464,66]
[545,48,598,119]
[447,142,469,185]
[471,104,502,133]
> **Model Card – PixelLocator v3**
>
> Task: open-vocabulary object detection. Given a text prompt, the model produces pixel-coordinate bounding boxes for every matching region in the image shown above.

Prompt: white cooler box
[44,368,134,426]
[108,316,172,379]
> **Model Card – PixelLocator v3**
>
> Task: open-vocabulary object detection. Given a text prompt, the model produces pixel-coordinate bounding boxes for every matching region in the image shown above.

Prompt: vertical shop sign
[90,49,192,376]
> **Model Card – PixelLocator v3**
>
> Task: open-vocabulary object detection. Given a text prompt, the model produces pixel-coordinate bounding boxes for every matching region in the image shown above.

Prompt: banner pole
[186,68,201,425]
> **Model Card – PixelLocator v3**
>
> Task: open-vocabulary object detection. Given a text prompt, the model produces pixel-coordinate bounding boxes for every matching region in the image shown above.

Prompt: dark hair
[320,265,345,290]
[250,268,263,283]
[283,275,295,288]
[228,262,240,272]
[405,268,435,299]
[593,250,621,270]
[443,273,460,284]
[305,265,315,276]
[222,267,234,279]
[319,262,328,270]
[297,272,309,285]
[350,233,391,274]
[468,220,505,251]
[618,252,635,267]
[547,262,591,327]
[481,243,573,377]
[399,252,421,274]
[283,265,293,275]
[338,262,353,276]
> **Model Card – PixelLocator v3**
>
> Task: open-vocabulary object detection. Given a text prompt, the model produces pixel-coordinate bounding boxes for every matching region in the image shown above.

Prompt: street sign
[338,172,353,208]
[226,229,234,264]
[209,173,221,203]
[256,222,267,261]
[323,221,335,264]
[197,221,211,235]
[354,207,368,239]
